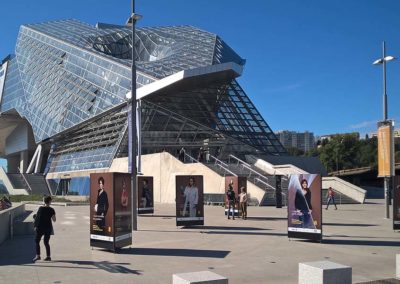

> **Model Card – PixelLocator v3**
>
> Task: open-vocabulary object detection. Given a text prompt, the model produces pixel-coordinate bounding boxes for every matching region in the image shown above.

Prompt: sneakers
[33,256,41,262]
[44,257,51,261]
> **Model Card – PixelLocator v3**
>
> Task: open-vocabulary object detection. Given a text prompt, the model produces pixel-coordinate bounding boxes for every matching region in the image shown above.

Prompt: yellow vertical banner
[377,123,394,177]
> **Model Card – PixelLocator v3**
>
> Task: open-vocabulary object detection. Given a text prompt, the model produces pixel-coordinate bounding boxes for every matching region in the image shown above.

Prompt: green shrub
[7,194,71,203]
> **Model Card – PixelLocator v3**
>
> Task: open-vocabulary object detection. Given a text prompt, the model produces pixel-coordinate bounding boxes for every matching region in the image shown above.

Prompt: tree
[286,147,304,156]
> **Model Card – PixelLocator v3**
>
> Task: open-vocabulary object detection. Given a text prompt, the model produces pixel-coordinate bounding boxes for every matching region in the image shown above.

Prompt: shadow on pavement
[246,216,287,221]
[326,234,396,239]
[19,261,141,275]
[182,225,270,231]
[203,231,287,237]
[324,223,378,227]
[139,214,175,218]
[0,236,141,274]
[323,239,400,247]
[54,260,142,274]
[0,235,36,266]
[118,247,230,258]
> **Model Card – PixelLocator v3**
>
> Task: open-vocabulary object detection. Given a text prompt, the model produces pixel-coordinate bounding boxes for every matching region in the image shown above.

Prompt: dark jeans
[326,197,337,209]
[228,200,235,219]
[35,231,51,257]
[300,210,313,228]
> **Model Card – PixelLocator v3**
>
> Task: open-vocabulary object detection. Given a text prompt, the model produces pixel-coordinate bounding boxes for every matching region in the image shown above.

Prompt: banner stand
[90,173,132,252]
[176,175,204,227]
[287,174,322,242]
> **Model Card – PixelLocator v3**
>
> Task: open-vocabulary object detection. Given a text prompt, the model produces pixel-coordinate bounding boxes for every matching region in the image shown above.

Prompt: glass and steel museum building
[0,19,287,195]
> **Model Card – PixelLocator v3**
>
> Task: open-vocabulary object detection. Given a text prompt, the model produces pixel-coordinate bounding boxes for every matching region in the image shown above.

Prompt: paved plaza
[0,200,399,283]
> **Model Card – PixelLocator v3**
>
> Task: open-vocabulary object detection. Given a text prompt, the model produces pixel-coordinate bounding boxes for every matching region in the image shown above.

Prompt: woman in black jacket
[95,177,109,232]
[294,179,313,228]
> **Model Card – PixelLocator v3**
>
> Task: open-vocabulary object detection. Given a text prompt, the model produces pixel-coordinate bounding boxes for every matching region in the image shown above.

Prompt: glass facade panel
[1,19,285,176]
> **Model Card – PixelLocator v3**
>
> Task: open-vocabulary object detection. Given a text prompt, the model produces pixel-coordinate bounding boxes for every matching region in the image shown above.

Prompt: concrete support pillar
[19,150,28,173]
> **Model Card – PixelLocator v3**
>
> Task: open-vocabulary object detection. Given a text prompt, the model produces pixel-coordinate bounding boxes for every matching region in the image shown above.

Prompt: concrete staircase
[7,174,27,189]
[202,156,283,206]
[6,173,51,196]
[23,174,51,195]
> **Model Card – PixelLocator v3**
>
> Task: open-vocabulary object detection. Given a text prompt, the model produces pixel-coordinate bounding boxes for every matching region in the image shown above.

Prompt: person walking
[226,180,236,220]
[33,196,56,262]
[178,147,186,163]
[239,187,248,219]
[326,187,338,210]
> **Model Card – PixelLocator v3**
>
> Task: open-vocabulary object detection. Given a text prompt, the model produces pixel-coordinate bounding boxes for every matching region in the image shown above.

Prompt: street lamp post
[128,0,142,231]
[335,138,343,174]
[373,41,396,219]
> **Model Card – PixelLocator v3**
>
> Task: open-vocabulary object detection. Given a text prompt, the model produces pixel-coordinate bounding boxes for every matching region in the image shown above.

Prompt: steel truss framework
[0,19,286,174]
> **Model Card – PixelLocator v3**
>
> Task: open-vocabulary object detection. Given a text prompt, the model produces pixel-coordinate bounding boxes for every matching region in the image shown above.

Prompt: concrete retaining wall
[322,177,366,204]
[110,153,227,204]
[0,203,25,244]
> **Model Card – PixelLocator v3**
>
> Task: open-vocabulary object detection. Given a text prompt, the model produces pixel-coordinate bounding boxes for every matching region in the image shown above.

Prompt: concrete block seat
[173,271,228,284]
[299,261,352,284]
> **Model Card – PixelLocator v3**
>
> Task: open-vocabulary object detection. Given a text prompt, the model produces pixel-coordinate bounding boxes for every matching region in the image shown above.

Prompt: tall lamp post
[127,0,142,231]
[373,41,396,219]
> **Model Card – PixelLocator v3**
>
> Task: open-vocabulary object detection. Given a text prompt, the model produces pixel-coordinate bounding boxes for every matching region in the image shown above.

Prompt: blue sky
[0,0,399,139]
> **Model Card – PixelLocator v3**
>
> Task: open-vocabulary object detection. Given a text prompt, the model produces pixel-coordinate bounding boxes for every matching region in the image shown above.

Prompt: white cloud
[349,120,377,129]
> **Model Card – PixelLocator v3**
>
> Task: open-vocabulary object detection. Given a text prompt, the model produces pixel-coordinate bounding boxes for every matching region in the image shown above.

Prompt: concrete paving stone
[0,199,399,284]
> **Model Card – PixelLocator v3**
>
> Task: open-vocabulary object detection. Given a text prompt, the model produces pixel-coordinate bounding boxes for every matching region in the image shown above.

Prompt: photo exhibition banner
[224,176,246,216]
[90,173,132,250]
[176,175,204,226]
[137,176,154,214]
[287,174,322,241]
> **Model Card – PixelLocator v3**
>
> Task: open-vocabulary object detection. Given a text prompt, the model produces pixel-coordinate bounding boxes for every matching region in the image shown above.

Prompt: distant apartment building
[276,130,315,152]
[369,129,400,138]
[318,132,360,141]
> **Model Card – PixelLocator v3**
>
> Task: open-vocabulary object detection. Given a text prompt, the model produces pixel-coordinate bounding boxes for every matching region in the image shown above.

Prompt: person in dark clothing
[178,147,186,163]
[141,179,153,208]
[33,196,56,262]
[95,177,109,232]
[294,179,313,228]
[0,195,11,210]
[226,180,236,220]
[198,147,204,162]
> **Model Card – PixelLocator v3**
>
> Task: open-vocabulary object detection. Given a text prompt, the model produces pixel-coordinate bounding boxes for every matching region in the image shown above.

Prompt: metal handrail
[241,163,269,182]
[184,152,199,163]
[185,153,237,176]
[209,155,229,168]
[229,154,251,167]
[228,154,271,182]
[254,177,275,191]
[215,164,237,177]
[17,167,32,193]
